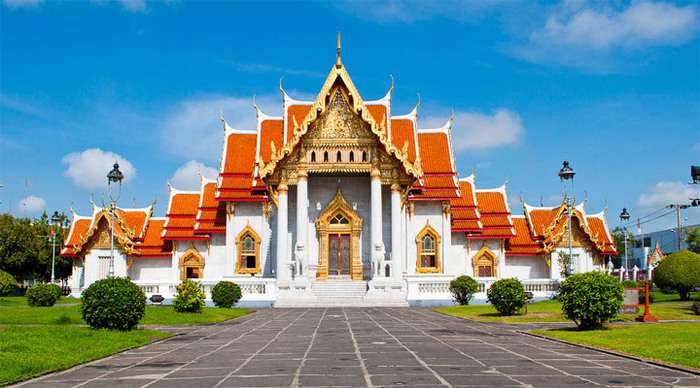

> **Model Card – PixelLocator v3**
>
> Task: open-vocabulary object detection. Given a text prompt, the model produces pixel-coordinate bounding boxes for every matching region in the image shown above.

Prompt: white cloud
[19,195,45,213]
[516,2,699,70]
[424,109,524,152]
[333,0,504,24]
[3,0,43,8]
[160,94,280,161]
[170,160,218,191]
[117,0,145,12]
[62,148,137,189]
[638,181,700,208]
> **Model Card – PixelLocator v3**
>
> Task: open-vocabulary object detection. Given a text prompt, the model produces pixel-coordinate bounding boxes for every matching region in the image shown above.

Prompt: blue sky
[1,0,699,232]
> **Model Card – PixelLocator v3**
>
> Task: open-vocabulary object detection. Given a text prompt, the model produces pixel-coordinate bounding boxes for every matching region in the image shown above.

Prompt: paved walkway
[15,308,700,388]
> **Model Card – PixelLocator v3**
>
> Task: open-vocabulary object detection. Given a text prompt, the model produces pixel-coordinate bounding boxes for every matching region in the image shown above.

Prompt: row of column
[275,169,403,282]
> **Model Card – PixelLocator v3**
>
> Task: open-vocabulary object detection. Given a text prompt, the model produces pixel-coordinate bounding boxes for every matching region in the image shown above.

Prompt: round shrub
[449,275,479,305]
[211,281,242,308]
[48,283,62,300]
[653,250,700,301]
[26,283,59,307]
[487,278,526,315]
[0,270,18,296]
[559,271,623,330]
[81,277,146,330]
[173,280,205,313]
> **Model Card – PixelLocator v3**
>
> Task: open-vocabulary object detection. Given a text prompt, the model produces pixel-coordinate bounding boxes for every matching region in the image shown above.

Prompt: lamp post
[49,211,61,283]
[558,161,575,276]
[107,162,123,278]
[619,207,630,279]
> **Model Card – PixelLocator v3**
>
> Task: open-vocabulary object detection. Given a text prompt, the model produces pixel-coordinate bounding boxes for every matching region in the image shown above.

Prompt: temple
[61,41,617,306]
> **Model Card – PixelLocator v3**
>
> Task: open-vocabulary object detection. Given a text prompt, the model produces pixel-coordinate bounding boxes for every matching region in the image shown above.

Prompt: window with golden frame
[236,226,261,274]
[416,223,441,273]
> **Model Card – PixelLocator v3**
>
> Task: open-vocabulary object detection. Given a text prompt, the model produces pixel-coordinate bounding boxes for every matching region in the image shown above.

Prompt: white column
[276,179,290,282]
[370,164,384,276]
[295,171,309,277]
[390,180,402,280]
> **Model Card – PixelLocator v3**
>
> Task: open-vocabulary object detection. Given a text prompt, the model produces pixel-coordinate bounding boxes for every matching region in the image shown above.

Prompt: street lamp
[558,161,575,275]
[49,211,61,283]
[107,162,123,277]
[619,208,630,279]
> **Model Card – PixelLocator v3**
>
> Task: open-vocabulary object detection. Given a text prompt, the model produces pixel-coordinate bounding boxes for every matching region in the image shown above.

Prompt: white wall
[129,257,174,283]
[467,239,505,279]
[227,202,272,277]
[406,201,445,275]
[83,248,126,287]
[503,256,549,279]
[445,233,468,276]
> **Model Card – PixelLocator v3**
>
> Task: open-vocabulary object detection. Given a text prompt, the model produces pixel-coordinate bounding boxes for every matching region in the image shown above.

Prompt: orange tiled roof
[286,104,312,142]
[134,219,173,257]
[217,130,268,202]
[587,215,617,254]
[60,218,91,256]
[469,189,514,239]
[417,132,453,173]
[195,182,226,234]
[163,192,208,240]
[450,178,482,232]
[259,119,284,163]
[366,104,387,128]
[506,217,543,256]
[390,118,417,163]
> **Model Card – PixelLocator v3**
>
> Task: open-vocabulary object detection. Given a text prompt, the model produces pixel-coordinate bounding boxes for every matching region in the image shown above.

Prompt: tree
[557,252,572,278]
[653,250,700,301]
[686,227,700,254]
[611,227,628,268]
[0,212,71,283]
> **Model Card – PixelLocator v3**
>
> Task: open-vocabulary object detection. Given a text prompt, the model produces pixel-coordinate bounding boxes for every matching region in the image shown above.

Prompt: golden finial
[336,32,342,68]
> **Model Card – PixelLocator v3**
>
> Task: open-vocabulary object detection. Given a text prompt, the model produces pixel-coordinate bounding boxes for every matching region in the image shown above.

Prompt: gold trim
[236,224,261,275]
[315,188,363,280]
[179,247,204,281]
[472,245,498,278]
[415,222,441,273]
[258,61,423,180]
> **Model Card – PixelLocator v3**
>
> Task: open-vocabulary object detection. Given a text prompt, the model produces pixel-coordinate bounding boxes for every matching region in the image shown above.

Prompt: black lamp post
[49,211,61,283]
[619,208,630,277]
[558,161,575,275]
[107,162,123,277]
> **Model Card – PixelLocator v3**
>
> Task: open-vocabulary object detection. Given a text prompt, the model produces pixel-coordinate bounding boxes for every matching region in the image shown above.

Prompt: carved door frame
[315,188,363,280]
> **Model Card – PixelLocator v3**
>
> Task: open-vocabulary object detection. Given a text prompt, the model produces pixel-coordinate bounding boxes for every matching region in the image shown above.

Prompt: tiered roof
[62,44,616,262]
[505,201,617,256]
[60,205,171,258]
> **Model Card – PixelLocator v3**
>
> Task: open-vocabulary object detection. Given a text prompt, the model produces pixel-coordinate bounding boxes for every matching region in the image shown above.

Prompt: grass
[531,323,700,370]
[435,291,700,324]
[0,325,171,386]
[0,296,251,325]
[0,296,251,385]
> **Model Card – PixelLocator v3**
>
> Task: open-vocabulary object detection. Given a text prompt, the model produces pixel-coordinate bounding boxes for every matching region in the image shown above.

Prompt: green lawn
[435,293,700,324]
[0,296,251,325]
[0,296,251,385]
[531,323,700,370]
[0,325,171,386]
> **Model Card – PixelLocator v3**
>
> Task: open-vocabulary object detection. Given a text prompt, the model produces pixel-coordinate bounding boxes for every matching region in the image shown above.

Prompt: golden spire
[336,32,342,68]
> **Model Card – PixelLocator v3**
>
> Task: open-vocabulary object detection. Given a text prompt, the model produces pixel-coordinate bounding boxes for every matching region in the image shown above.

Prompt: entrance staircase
[274,277,408,307]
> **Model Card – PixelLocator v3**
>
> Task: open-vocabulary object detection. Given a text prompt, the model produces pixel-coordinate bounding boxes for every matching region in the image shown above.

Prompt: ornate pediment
[305,89,374,141]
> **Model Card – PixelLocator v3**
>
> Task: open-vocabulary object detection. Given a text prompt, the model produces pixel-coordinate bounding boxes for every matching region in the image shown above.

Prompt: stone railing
[131,277,276,303]
[406,275,559,305]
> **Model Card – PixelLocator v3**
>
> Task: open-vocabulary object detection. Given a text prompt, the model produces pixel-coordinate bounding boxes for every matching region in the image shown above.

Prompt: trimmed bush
[211,281,242,308]
[559,271,624,330]
[487,278,526,315]
[81,277,146,330]
[173,280,206,313]
[653,250,700,301]
[48,283,62,300]
[449,275,479,305]
[26,283,59,307]
[0,270,18,296]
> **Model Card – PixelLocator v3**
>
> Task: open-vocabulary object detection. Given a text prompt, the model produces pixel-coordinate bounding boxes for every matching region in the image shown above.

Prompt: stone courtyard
[14,309,700,388]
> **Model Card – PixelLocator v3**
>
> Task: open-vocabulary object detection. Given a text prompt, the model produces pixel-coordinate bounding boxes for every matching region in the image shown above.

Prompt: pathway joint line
[342,308,373,388]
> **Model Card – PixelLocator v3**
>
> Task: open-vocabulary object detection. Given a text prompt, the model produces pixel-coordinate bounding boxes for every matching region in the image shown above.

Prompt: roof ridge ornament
[336,31,342,68]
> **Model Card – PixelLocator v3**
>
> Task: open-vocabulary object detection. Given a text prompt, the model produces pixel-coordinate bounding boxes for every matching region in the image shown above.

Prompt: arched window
[362,151,368,162]
[349,151,354,162]
[336,151,342,162]
[416,223,441,273]
[237,226,261,274]
[472,246,498,278]
[323,151,329,162]
[310,151,316,162]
